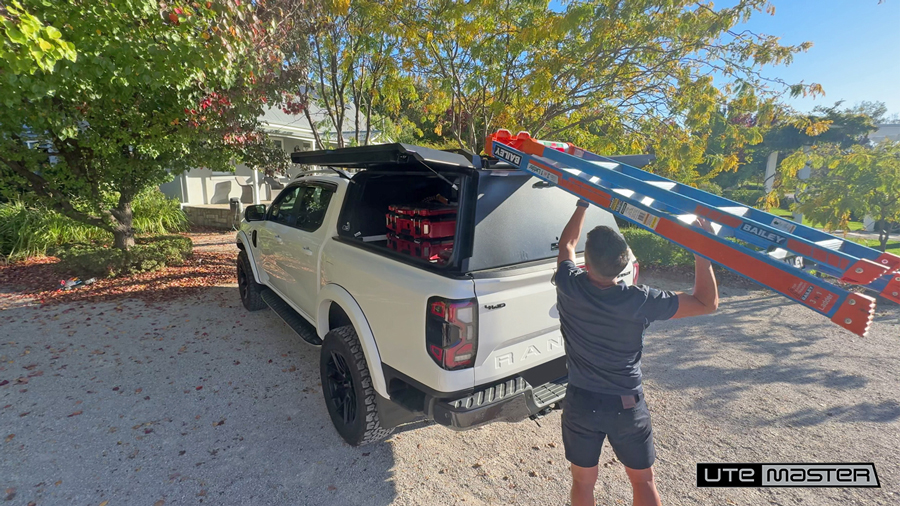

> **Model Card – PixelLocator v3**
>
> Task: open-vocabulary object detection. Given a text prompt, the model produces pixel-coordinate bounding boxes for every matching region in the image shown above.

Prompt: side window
[295,185,335,232]
[268,186,302,226]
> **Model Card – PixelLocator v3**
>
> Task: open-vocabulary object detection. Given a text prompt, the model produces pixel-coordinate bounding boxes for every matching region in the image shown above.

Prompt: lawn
[769,208,866,231]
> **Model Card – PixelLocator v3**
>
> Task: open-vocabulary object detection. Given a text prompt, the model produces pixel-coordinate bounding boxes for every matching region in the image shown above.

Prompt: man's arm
[671,218,719,318]
[558,200,589,264]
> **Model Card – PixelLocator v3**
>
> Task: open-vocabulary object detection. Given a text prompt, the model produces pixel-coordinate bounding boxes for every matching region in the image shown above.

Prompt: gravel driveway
[1,270,898,505]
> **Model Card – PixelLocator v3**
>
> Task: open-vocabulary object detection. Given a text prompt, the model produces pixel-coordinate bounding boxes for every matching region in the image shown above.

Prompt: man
[555,199,719,506]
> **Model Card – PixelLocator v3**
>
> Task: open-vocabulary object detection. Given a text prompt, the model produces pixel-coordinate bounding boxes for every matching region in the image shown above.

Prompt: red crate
[386,213,456,239]
[388,203,457,217]
[387,233,453,263]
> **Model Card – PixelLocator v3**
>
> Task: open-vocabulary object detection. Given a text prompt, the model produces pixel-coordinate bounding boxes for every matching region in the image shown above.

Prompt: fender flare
[317,284,388,399]
[235,230,262,283]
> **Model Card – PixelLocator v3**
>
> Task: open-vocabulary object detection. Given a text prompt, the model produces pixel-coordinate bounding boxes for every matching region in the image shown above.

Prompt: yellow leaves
[326,0,351,16]
[434,123,443,136]
[804,119,832,136]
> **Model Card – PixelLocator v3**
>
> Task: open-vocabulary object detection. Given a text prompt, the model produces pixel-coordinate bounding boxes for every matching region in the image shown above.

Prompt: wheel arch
[317,284,388,399]
[236,230,262,283]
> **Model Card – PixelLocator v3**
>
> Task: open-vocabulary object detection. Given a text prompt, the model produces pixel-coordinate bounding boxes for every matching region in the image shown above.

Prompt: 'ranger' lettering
[740,223,787,244]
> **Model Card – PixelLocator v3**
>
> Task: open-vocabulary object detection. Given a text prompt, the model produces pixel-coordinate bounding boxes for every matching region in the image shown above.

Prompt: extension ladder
[486,129,900,337]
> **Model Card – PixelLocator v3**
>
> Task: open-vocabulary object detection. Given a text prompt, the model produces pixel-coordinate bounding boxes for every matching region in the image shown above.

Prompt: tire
[320,326,394,446]
[237,250,266,311]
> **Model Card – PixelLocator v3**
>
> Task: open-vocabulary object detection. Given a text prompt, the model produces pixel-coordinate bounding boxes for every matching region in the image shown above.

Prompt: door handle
[302,246,313,256]
[274,235,283,244]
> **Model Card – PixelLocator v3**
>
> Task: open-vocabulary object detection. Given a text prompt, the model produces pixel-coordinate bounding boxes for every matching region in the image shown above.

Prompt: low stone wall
[183,205,237,230]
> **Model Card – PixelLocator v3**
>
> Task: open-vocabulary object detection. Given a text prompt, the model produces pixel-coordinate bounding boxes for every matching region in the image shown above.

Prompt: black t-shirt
[555,260,679,395]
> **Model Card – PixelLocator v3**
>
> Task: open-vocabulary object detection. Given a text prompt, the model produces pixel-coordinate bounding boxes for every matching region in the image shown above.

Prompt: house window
[273,139,284,152]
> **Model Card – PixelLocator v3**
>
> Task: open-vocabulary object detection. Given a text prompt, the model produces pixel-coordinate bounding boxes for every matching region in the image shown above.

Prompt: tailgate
[471,264,565,386]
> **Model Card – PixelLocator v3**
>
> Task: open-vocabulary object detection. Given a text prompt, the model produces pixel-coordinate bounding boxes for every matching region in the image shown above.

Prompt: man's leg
[570,463,599,506]
[624,466,661,506]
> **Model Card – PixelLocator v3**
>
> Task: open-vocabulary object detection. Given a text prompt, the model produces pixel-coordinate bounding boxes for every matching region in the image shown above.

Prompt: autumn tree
[779,141,900,252]
[389,0,820,183]
[0,0,312,250]
[297,0,410,148]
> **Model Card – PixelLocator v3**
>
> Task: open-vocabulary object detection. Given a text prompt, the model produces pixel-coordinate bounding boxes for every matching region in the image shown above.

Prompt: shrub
[723,187,766,207]
[56,235,193,278]
[0,189,186,260]
[620,227,693,267]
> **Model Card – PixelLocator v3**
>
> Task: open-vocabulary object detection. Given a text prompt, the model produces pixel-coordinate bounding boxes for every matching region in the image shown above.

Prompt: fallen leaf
[99,501,109,506]
[68,410,83,417]
[288,365,296,372]
[327,485,337,491]
[4,434,13,442]
[135,388,142,394]
[0,380,8,386]
[212,419,225,427]
[154,499,165,506]
[5,488,16,501]
[195,386,203,390]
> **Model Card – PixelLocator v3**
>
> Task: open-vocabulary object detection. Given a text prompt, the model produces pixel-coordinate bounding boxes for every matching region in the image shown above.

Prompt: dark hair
[584,226,629,279]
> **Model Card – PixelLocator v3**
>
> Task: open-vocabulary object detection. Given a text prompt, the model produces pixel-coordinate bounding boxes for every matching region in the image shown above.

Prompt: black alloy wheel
[325,350,357,426]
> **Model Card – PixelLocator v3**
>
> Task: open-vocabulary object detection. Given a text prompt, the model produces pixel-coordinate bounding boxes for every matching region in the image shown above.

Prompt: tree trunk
[110,200,135,251]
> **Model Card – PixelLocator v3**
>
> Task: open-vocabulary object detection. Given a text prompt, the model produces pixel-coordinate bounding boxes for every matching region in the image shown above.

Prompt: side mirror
[244,204,267,222]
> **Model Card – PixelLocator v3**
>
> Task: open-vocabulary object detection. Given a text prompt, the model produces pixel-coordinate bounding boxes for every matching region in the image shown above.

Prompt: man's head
[584,226,629,281]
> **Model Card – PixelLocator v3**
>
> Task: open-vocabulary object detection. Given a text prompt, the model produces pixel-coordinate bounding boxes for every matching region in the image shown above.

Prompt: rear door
[257,185,303,293]
[276,182,337,316]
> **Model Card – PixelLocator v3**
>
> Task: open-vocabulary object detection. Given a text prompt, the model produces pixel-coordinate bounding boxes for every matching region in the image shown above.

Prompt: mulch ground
[0,231,238,309]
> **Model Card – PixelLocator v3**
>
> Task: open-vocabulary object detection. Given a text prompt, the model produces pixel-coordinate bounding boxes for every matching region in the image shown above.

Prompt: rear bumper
[425,375,567,430]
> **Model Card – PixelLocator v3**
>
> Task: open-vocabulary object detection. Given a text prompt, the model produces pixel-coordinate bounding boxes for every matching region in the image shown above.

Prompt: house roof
[259,102,377,144]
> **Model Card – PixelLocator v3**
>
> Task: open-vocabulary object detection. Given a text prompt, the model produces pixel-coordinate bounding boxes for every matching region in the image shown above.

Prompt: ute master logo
[697,463,879,488]
[740,223,787,244]
[493,145,522,166]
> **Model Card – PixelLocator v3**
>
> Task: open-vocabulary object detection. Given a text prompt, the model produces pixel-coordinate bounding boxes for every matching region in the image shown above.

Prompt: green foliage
[782,141,900,252]
[56,235,193,278]
[386,0,818,186]
[0,189,186,260]
[621,227,693,268]
[1,0,76,74]
[723,186,766,207]
[0,0,311,250]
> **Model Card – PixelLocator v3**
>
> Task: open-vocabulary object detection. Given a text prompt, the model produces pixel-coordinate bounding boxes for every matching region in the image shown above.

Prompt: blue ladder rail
[486,130,895,337]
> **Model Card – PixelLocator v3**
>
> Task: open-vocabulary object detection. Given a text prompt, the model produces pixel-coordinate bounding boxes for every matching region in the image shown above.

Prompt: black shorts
[562,385,656,470]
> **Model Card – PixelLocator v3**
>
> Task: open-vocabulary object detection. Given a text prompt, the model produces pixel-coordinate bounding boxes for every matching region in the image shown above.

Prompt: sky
[736,0,900,117]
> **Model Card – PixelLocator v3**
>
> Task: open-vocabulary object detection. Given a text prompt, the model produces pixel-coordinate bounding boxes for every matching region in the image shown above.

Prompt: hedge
[56,235,193,278]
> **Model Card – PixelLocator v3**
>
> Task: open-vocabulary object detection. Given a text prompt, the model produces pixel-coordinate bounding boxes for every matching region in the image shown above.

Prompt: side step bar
[260,289,322,346]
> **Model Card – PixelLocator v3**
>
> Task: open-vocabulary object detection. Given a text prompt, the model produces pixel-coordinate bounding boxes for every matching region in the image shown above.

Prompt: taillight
[633,261,640,284]
[426,296,478,370]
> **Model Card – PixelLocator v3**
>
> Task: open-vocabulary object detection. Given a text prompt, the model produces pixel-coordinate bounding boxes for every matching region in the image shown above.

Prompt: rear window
[465,173,619,272]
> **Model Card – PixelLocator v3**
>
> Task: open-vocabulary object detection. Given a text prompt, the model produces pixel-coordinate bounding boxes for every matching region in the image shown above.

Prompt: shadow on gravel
[768,400,900,427]
[0,286,398,506]
[643,293,898,427]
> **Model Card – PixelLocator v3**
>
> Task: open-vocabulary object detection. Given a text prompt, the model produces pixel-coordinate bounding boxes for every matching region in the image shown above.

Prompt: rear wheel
[320,326,393,446]
[237,250,266,311]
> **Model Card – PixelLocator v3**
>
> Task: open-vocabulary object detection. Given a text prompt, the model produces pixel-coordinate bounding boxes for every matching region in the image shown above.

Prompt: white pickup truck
[235,143,639,445]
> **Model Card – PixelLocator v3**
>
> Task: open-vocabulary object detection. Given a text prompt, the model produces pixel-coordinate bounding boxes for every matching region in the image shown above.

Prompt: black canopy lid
[290,143,476,171]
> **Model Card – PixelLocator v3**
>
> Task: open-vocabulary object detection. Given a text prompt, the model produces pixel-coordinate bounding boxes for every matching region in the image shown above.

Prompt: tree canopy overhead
[0,0,312,250]
[387,0,820,182]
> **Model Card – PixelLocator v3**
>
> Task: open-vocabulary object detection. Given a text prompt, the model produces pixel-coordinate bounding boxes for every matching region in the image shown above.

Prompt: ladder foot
[831,292,876,337]
[880,275,900,305]
[840,258,889,285]
[873,252,900,274]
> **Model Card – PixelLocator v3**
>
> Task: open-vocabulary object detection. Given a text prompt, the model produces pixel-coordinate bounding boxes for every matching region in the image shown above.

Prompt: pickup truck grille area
[450,377,528,410]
